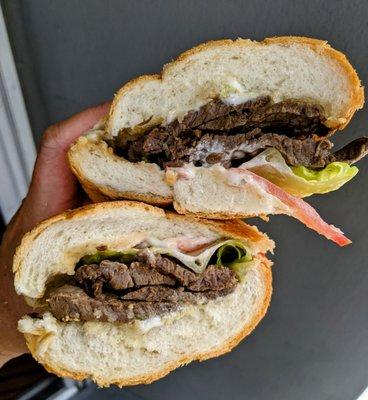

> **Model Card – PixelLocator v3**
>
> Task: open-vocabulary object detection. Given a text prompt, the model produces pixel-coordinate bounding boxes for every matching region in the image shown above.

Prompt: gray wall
[2,1,368,399]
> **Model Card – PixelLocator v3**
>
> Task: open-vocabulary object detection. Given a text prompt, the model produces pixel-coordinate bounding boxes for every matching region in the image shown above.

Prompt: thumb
[40,101,111,152]
[25,102,111,224]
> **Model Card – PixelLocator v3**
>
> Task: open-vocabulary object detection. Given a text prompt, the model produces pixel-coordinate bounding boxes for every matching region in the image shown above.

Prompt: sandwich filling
[47,240,252,323]
[112,96,368,171]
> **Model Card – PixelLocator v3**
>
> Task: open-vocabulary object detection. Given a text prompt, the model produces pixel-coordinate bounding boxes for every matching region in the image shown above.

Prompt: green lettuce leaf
[227,257,253,281]
[215,240,253,280]
[291,163,358,181]
[241,148,358,197]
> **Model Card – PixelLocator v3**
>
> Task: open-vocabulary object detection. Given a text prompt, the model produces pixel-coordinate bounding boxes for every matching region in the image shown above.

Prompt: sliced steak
[49,283,236,323]
[136,250,237,292]
[331,137,368,165]
[115,97,367,170]
[186,265,238,292]
[240,100,326,135]
[127,128,367,169]
[121,285,235,302]
[129,262,176,286]
[137,250,196,286]
[75,259,175,297]
[121,286,201,302]
[75,261,133,297]
[48,284,177,323]
[50,251,238,323]
[188,131,335,168]
[141,129,170,154]
[166,96,271,134]
[198,99,325,135]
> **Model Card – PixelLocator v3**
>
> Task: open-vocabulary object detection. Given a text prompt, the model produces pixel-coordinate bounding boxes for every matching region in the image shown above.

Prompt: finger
[42,101,111,151]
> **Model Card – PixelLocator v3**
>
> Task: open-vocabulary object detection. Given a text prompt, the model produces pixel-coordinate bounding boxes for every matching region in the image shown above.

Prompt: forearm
[0,206,32,367]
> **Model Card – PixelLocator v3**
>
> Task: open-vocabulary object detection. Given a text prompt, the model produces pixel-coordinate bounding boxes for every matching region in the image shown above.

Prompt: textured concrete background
[2,1,368,399]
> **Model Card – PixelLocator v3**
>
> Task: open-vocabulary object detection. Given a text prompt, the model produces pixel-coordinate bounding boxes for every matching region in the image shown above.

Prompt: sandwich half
[14,201,274,387]
[68,36,368,246]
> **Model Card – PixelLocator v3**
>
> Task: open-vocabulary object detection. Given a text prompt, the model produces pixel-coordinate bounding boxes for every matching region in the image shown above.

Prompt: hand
[0,103,110,366]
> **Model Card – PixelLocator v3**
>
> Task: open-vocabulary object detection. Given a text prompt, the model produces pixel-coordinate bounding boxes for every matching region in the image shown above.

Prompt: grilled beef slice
[48,250,238,323]
[115,97,367,169]
[48,284,177,323]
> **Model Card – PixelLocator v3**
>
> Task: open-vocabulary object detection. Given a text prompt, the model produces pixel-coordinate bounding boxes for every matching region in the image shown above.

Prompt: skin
[0,103,110,367]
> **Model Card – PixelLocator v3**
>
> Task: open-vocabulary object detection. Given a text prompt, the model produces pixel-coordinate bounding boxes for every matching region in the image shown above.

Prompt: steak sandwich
[15,202,273,386]
[68,37,367,246]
